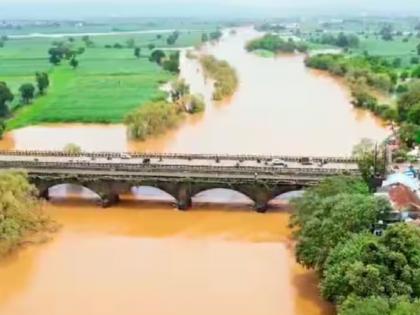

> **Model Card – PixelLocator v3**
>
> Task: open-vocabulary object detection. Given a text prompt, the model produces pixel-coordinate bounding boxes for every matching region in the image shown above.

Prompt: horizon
[1,0,420,19]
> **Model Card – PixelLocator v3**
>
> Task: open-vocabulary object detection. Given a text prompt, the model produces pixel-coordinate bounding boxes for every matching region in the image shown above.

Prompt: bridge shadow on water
[46,185,298,213]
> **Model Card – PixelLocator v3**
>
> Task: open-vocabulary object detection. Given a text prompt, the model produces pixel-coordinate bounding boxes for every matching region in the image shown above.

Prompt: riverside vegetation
[125,79,205,140]
[0,24,222,132]
[245,34,308,55]
[291,175,420,315]
[199,55,238,101]
[0,171,55,258]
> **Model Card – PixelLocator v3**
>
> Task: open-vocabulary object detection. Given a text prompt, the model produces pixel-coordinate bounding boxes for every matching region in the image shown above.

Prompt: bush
[0,171,53,257]
[125,101,182,140]
[200,55,238,101]
[63,143,82,155]
[246,34,307,53]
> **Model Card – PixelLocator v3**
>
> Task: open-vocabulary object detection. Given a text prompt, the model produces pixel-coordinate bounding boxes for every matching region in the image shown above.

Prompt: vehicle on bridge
[268,159,288,167]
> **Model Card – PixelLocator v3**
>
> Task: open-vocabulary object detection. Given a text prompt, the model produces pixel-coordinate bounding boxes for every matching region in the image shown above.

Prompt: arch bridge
[0,151,361,212]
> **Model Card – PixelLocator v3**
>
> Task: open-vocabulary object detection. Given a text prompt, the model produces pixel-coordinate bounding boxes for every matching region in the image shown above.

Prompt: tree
[0,81,13,117]
[417,43,420,56]
[380,25,394,41]
[412,66,420,78]
[35,72,49,95]
[323,224,420,304]
[0,171,52,257]
[339,296,420,315]
[0,120,5,139]
[407,103,420,125]
[134,47,141,59]
[201,33,209,43]
[397,123,420,148]
[162,52,180,73]
[398,80,420,121]
[352,138,386,184]
[171,79,190,102]
[149,49,166,65]
[77,47,85,55]
[339,296,391,315]
[294,193,390,271]
[19,83,35,104]
[63,143,82,154]
[126,38,135,48]
[69,58,79,69]
[147,43,156,51]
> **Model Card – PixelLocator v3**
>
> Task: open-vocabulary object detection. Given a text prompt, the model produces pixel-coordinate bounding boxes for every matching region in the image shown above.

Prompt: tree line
[305,53,420,154]
[0,72,49,138]
[246,34,308,54]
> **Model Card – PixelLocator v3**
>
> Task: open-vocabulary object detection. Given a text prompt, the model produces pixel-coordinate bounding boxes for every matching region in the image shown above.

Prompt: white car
[120,153,132,159]
[269,159,288,167]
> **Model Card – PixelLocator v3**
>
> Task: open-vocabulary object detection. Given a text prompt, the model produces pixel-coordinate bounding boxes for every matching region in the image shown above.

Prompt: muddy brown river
[0,27,389,315]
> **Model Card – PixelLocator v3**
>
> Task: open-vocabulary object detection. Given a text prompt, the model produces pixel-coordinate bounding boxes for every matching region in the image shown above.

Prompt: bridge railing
[0,150,359,164]
[0,160,360,177]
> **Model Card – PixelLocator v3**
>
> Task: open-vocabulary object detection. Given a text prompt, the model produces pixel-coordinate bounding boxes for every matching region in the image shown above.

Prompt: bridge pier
[100,193,120,208]
[254,202,268,213]
[176,184,192,211]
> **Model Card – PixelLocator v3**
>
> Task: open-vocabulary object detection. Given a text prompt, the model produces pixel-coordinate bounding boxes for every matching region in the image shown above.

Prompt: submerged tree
[63,143,82,155]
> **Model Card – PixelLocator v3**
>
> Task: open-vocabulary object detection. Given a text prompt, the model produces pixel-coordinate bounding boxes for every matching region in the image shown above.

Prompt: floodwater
[0,27,389,315]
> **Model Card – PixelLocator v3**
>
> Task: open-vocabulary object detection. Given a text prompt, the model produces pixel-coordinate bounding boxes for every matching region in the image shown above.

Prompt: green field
[0,27,214,129]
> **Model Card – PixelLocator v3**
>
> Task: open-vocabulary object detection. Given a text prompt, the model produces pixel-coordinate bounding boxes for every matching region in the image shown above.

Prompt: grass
[252,49,275,58]
[352,36,419,67]
[0,27,215,129]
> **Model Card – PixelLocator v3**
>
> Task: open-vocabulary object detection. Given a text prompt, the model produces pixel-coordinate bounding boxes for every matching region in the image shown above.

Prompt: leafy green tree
[162,52,180,73]
[147,43,155,51]
[19,83,35,104]
[201,33,209,42]
[0,120,5,139]
[412,66,420,78]
[407,103,420,125]
[134,47,141,59]
[0,81,13,117]
[323,224,420,304]
[35,72,49,95]
[398,123,420,148]
[126,38,135,48]
[295,194,389,271]
[339,296,391,315]
[77,47,85,55]
[69,58,79,69]
[398,80,420,121]
[417,43,420,56]
[149,49,166,65]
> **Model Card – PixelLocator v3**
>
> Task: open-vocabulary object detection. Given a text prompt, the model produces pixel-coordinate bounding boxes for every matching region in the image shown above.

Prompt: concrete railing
[0,150,358,164]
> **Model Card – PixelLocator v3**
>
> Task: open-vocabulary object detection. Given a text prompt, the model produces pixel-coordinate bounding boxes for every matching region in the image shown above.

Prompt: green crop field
[0,26,217,129]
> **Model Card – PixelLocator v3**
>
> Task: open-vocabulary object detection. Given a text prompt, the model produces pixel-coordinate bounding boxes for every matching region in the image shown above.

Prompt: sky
[1,0,420,19]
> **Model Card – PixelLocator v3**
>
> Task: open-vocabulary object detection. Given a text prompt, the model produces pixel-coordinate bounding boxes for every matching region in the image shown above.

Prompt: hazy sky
[1,0,420,18]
